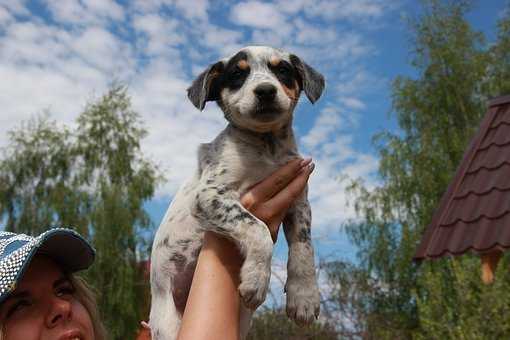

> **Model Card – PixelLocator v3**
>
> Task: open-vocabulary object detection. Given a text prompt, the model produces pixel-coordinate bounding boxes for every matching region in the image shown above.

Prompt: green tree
[247,307,338,340]
[488,3,510,96]
[0,84,161,339]
[336,0,510,338]
[321,260,376,339]
[0,113,88,235]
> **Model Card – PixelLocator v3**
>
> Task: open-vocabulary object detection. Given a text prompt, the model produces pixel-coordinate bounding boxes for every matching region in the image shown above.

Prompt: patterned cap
[0,228,95,304]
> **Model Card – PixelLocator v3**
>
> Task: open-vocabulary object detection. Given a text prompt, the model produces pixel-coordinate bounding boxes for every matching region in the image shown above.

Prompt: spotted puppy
[149,46,325,340]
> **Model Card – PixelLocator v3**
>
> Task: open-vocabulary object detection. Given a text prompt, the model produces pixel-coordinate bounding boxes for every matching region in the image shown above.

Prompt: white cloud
[130,0,209,20]
[43,0,124,25]
[299,106,378,231]
[301,107,342,150]
[294,18,338,45]
[0,12,135,147]
[43,0,84,24]
[346,0,385,17]
[132,14,184,56]
[308,147,378,229]
[0,1,30,17]
[340,97,366,110]
[82,0,124,20]
[328,32,373,60]
[130,0,160,13]
[1,21,65,66]
[0,6,12,25]
[70,26,135,74]
[250,29,287,48]
[337,68,384,96]
[307,0,385,21]
[276,0,393,22]
[173,0,209,20]
[200,24,244,55]
[230,1,287,29]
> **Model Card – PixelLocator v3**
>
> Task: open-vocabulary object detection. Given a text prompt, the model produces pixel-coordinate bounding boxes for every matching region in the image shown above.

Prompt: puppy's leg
[193,184,274,310]
[283,191,320,325]
[149,268,181,340]
[239,304,253,339]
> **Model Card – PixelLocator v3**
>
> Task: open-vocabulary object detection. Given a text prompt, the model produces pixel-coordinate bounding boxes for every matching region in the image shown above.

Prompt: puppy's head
[187,46,325,132]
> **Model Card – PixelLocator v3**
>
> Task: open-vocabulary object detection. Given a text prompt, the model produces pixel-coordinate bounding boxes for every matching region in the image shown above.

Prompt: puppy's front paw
[285,279,320,326]
[239,261,270,310]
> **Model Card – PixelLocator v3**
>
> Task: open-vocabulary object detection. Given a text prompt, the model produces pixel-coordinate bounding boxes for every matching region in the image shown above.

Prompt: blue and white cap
[0,228,95,304]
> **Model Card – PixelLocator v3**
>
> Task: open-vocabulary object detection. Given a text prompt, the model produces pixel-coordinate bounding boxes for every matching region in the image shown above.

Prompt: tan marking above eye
[269,56,281,67]
[237,59,249,70]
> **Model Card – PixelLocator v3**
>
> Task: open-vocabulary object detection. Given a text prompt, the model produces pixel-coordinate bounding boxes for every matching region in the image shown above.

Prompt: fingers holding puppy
[241,158,311,208]
[240,158,315,242]
[267,161,314,213]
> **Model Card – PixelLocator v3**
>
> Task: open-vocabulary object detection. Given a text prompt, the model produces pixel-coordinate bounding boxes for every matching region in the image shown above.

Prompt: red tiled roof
[414,95,510,260]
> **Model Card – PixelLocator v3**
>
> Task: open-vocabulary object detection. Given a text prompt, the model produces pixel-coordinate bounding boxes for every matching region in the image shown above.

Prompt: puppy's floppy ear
[187,61,224,111]
[290,54,325,104]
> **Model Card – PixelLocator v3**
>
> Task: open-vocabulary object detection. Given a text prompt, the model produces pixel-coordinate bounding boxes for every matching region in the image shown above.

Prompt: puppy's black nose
[254,83,277,101]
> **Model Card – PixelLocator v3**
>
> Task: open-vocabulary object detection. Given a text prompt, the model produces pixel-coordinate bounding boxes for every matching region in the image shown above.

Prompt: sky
[0,0,508,305]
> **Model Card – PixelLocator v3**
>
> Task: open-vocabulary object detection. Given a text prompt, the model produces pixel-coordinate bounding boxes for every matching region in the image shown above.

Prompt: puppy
[149,46,325,340]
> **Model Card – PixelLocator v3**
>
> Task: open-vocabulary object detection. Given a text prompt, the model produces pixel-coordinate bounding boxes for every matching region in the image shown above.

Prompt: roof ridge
[489,95,510,107]
[440,210,510,227]
[453,186,510,200]
[466,160,510,175]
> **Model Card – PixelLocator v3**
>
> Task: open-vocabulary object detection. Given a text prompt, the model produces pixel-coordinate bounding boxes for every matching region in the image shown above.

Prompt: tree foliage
[247,307,338,340]
[489,3,510,96]
[0,84,161,339]
[337,0,510,338]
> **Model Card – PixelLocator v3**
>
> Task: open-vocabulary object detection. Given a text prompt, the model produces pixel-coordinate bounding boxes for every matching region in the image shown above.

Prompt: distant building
[414,95,510,283]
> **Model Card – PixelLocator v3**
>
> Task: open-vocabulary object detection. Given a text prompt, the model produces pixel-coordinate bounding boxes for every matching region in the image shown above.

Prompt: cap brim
[35,229,95,273]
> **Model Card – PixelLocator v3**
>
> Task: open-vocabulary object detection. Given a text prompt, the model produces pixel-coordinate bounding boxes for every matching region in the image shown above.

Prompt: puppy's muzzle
[254,82,277,103]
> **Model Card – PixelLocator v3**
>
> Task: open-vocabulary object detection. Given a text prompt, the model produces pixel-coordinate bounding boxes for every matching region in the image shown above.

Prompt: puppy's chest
[202,136,298,193]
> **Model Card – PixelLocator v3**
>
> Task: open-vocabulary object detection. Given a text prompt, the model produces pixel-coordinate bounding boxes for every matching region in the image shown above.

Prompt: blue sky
[0,0,507,304]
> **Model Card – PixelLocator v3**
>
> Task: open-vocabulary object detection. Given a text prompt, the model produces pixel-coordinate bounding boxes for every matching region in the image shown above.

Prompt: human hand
[240,158,315,243]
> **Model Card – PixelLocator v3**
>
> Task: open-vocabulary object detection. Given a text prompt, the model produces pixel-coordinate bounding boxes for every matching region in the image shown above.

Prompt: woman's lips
[58,329,84,340]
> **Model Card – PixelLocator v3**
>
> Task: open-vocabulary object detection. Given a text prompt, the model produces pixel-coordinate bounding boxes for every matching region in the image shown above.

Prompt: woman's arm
[177,158,315,340]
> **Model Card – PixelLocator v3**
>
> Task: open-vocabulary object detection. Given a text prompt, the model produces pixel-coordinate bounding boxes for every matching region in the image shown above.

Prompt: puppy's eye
[278,65,290,74]
[231,67,245,78]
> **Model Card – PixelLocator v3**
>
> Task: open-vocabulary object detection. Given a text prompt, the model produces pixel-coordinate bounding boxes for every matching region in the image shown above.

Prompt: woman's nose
[45,297,72,328]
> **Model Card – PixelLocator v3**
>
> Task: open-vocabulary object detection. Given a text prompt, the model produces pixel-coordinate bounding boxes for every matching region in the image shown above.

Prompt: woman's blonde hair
[0,272,108,340]
[70,275,108,340]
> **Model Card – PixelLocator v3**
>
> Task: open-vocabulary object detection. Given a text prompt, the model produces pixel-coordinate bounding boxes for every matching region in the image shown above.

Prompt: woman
[0,158,313,339]
[0,228,107,339]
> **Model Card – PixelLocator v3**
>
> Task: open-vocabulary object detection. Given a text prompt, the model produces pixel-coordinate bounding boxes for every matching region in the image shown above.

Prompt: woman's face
[0,256,95,340]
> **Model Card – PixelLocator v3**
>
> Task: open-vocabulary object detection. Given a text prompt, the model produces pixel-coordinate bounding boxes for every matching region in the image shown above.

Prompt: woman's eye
[6,300,31,318]
[56,285,75,297]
